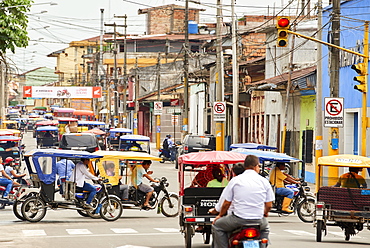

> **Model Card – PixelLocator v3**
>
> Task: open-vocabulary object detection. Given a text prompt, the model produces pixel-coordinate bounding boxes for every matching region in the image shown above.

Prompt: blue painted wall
[322,0,370,109]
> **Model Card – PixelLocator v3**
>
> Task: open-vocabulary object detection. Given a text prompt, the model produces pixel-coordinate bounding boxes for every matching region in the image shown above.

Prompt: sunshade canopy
[232,148,301,163]
[230,143,277,150]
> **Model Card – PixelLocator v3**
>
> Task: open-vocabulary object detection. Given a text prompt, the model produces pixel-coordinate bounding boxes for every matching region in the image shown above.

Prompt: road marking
[116,246,150,248]
[22,230,46,236]
[66,229,92,235]
[154,228,179,233]
[284,230,315,236]
[111,228,138,234]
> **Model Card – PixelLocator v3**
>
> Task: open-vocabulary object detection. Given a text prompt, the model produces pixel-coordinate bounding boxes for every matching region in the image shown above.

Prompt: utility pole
[231,0,239,144]
[134,57,139,135]
[315,0,323,186]
[156,53,161,149]
[105,20,126,128]
[115,14,128,128]
[328,0,340,184]
[183,0,189,136]
[216,0,225,150]
[361,22,369,157]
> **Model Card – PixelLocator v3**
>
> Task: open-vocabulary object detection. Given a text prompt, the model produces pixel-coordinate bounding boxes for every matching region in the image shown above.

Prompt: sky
[7,0,328,74]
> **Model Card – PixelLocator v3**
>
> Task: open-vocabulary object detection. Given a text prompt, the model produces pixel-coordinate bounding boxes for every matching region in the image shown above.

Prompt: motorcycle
[57,89,71,97]
[159,148,172,163]
[271,181,315,223]
[229,224,268,248]
[124,176,179,217]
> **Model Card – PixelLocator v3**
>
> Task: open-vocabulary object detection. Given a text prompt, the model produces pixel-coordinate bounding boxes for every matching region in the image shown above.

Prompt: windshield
[60,135,96,148]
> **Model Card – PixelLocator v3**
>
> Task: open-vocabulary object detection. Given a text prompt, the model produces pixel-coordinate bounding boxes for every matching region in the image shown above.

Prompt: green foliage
[0,0,32,54]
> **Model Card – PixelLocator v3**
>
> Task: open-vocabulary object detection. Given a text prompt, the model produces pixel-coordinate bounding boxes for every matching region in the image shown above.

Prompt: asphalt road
[0,132,369,247]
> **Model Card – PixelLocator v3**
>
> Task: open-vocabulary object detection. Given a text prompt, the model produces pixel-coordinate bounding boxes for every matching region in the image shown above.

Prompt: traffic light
[276,17,290,47]
[351,63,367,92]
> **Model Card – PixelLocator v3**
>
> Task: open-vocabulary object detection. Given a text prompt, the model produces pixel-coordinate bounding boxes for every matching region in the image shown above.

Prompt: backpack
[163,138,169,149]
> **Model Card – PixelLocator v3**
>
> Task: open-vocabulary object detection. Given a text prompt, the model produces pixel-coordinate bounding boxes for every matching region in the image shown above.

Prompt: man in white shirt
[69,158,99,209]
[134,160,159,209]
[212,155,275,248]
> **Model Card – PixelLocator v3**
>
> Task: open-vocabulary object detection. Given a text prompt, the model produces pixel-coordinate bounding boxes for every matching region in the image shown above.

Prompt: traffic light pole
[361,22,369,157]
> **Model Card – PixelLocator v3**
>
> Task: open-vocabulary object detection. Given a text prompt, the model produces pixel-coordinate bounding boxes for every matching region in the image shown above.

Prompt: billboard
[23,86,102,99]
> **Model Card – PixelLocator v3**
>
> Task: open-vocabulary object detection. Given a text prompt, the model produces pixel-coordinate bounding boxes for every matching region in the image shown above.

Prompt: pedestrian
[212,155,275,248]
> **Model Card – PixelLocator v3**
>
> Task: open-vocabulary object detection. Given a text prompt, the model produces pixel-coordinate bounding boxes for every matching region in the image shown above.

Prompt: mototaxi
[2,120,19,130]
[77,120,106,133]
[119,134,151,153]
[90,150,179,216]
[232,148,315,223]
[178,151,248,248]
[20,149,123,222]
[35,126,59,148]
[315,154,370,242]
[0,135,23,166]
[107,128,132,150]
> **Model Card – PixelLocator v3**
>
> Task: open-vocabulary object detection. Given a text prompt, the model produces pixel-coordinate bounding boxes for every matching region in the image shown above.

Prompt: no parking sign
[324,97,344,127]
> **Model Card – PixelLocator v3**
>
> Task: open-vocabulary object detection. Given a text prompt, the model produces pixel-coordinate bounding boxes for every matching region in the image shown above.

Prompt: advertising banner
[23,86,102,99]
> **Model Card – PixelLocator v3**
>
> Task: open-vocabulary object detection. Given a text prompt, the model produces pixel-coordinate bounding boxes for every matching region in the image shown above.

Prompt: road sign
[213,101,226,121]
[324,97,344,127]
[154,101,163,115]
[171,114,179,125]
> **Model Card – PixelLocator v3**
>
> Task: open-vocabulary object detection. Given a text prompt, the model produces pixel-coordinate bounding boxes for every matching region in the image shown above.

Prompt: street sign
[171,114,179,125]
[213,101,226,121]
[170,99,180,106]
[154,101,163,115]
[324,97,344,127]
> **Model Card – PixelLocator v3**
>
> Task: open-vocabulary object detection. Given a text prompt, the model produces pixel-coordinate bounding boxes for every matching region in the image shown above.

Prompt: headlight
[304,186,311,192]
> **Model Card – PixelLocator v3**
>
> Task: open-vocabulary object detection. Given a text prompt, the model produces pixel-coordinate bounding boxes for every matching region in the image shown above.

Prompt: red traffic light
[277,18,290,28]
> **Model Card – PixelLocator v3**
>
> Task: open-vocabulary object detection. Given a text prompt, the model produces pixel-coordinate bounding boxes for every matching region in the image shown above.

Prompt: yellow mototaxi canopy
[92,150,161,161]
[318,154,370,168]
[91,151,161,186]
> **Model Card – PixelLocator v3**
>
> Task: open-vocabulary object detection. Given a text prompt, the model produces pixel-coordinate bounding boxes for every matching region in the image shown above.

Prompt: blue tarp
[25,149,104,159]
[232,148,301,163]
[36,126,58,131]
[120,135,150,142]
[230,143,277,150]
[109,128,133,134]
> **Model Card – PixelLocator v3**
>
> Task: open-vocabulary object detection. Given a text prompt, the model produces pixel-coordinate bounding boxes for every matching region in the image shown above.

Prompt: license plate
[243,240,259,248]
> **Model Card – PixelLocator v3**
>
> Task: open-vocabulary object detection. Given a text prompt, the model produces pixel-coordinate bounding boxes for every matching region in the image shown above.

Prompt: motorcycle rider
[212,155,275,248]
[0,157,16,199]
[133,160,159,209]
[269,162,301,213]
[162,135,173,161]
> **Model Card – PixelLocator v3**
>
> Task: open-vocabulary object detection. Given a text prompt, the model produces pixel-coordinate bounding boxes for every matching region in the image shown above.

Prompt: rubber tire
[13,200,26,220]
[21,197,47,223]
[77,210,90,217]
[316,220,323,242]
[297,198,315,223]
[159,154,165,163]
[203,229,211,244]
[184,224,193,248]
[100,196,123,221]
[160,195,179,217]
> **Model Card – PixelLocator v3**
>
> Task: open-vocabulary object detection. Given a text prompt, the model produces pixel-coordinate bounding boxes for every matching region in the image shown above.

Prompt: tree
[0,0,32,54]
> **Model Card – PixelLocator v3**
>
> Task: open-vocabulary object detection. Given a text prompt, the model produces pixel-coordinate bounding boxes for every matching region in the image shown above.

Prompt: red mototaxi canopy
[178,151,247,165]
[178,151,247,196]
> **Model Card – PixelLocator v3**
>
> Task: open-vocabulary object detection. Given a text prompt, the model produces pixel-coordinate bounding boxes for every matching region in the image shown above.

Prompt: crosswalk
[16,228,367,239]
[20,228,181,237]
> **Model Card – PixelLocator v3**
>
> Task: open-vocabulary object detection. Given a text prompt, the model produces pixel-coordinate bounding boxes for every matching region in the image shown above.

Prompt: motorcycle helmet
[5,157,14,163]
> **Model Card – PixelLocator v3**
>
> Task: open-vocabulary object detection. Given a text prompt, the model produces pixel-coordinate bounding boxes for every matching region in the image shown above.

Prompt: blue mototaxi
[35,126,59,148]
[119,134,151,153]
[108,128,133,150]
[229,143,277,150]
[20,149,123,222]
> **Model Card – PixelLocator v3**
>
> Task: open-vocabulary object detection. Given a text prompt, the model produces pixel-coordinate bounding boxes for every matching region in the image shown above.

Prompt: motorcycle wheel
[203,227,211,244]
[100,196,123,221]
[160,195,179,217]
[316,220,324,242]
[13,200,26,220]
[21,197,47,223]
[184,223,193,248]
[297,198,315,223]
[77,210,89,217]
